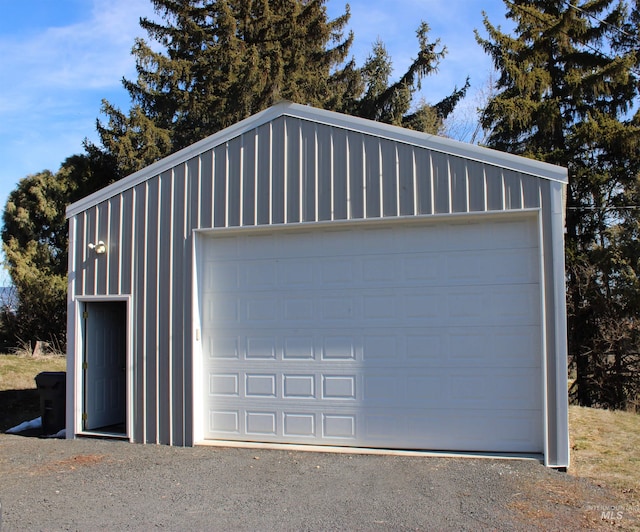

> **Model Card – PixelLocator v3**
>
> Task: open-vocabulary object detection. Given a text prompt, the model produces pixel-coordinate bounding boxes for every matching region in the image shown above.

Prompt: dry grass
[569,404,640,524]
[0,353,66,431]
[0,353,66,391]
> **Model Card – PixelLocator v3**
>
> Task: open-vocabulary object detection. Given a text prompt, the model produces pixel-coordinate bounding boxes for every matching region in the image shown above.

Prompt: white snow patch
[5,417,42,434]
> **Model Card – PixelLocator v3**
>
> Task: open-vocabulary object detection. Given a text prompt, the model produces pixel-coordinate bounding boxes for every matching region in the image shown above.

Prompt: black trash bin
[35,372,66,436]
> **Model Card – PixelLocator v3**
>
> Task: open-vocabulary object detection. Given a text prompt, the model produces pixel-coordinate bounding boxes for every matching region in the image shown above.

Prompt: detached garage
[66,102,569,467]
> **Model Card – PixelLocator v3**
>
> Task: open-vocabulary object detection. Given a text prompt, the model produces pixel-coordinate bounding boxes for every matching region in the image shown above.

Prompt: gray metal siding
[70,114,552,447]
[132,185,145,444]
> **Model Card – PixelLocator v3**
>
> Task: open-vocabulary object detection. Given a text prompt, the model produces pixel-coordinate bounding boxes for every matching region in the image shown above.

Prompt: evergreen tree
[95,0,467,177]
[355,23,469,132]
[1,154,115,347]
[477,0,640,409]
[95,0,360,176]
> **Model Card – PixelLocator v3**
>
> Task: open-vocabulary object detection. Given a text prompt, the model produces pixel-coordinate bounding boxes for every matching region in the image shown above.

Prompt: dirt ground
[1,433,638,531]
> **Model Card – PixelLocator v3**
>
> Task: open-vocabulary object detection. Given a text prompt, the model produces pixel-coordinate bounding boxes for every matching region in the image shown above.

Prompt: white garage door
[198,215,543,453]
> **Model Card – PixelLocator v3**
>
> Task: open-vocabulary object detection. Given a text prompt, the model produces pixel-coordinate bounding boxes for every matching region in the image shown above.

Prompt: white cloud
[0,0,151,93]
[0,0,155,221]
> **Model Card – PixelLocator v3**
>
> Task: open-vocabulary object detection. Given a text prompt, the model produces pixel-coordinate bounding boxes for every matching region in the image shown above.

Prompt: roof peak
[67,102,567,218]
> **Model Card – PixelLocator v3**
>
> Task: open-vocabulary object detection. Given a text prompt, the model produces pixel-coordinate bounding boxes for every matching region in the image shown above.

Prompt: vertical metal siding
[107,197,121,294]
[522,173,542,209]
[256,124,272,225]
[503,172,523,209]
[157,170,172,445]
[414,148,432,215]
[83,209,96,295]
[468,165,486,212]
[332,128,348,220]
[284,121,301,223]
[241,135,256,225]
[213,144,227,228]
[132,186,145,443]
[271,118,286,224]
[348,133,364,219]
[227,139,242,227]
[120,190,134,295]
[184,157,200,446]
[364,135,381,218]
[73,214,86,297]
[144,177,159,443]
[450,157,468,213]
[317,121,333,221]
[96,205,109,295]
[486,165,505,211]
[397,143,414,216]
[300,120,316,222]
[200,150,213,228]
[71,114,553,447]
[171,162,187,446]
[381,141,397,217]
[432,153,450,214]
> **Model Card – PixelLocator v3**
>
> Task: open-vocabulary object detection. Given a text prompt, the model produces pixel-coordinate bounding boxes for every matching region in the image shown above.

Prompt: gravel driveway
[0,434,633,530]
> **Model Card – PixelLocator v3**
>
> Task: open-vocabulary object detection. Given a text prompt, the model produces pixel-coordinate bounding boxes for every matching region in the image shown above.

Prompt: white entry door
[83,301,127,430]
[199,215,543,453]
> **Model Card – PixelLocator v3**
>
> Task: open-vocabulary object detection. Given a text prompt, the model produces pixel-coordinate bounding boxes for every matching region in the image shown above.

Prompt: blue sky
[0,0,510,282]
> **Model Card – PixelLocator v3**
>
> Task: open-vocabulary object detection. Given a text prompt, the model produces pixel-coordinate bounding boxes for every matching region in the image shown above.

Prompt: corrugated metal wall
[70,115,551,446]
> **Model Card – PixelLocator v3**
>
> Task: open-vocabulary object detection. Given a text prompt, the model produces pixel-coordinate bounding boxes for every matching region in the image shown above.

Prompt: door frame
[71,295,133,440]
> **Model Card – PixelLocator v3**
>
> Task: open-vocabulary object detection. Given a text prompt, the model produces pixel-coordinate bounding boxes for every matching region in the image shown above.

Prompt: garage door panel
[205,251,539,295]
[283,337,316,359]
[245,337,277,359]
[284,298,315,320]
[321,258,356,284]
[244,259,277,288]
[205,233,539,294]
[246,374,278,397]
[202,296,239,324]
[209,410,240,434]
[321,229,366,254]
[200,216,544,453]
[445,248,539,285]
[445,325,541,366]
[320,336,356,360]
[204,333,240,359]
[278,260,315,285]
[205,324,541,368]
[284,412,316,437]
[208,286,540,328]
[246,411,277,435]
[204,402,542,452]
[406,410,541,452]
[486,248,540,284]
[488,218,539,248]
[403,254,440,282]
[205,366,540,412]
[363,255,398,281]
[209,406,542,452]
[283,374,316,398]
[209,373,240,396]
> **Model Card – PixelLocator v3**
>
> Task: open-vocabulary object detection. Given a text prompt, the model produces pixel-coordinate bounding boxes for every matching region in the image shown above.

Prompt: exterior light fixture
[88,241,107,255]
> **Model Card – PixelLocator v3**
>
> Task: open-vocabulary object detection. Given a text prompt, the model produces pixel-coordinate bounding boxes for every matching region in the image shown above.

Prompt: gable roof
[67,101,568,218]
